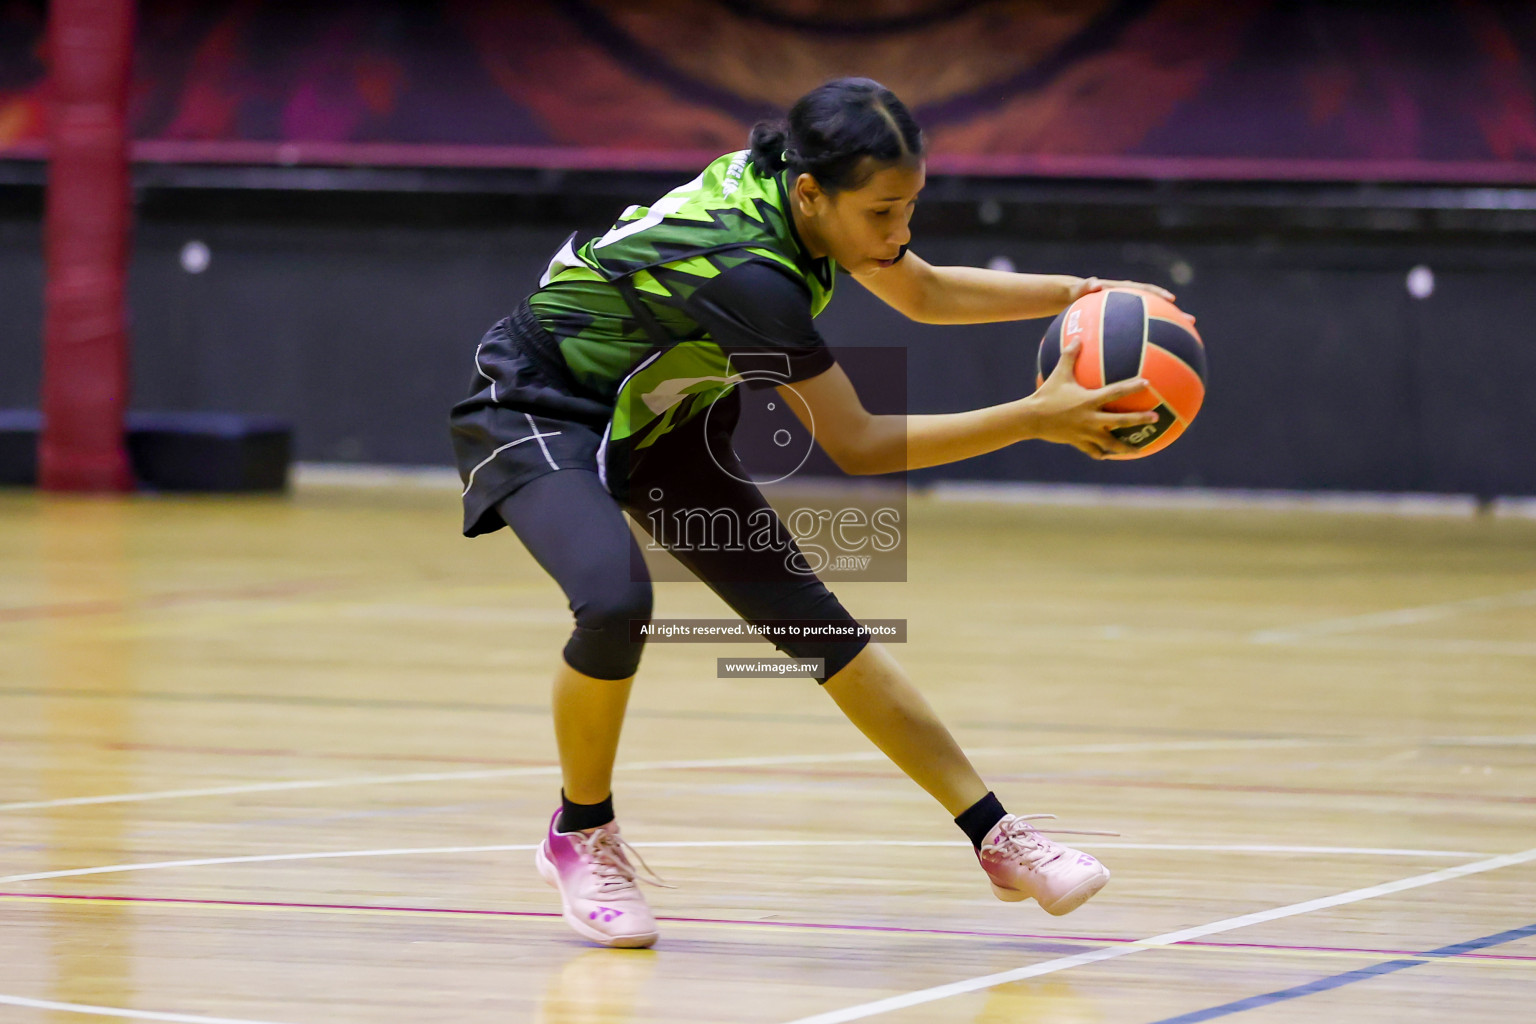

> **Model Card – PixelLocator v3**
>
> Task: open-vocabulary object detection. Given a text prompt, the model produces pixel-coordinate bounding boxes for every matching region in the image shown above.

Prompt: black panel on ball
[1037,312,1063,380]
[1146,318,1208,383]
[1101,291,1147,384]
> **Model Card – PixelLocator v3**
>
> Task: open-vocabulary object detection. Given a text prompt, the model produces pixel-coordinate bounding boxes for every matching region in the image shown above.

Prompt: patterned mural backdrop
[4,0,1536,177]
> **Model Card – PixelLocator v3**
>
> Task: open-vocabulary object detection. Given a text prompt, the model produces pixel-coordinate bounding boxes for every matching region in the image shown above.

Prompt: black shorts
[447,304,872,680]
[450,301,615,537]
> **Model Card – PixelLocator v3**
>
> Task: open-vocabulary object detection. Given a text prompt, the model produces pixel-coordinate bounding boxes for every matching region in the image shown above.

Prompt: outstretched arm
[783,336,1156,471]
[852,249,1172,325]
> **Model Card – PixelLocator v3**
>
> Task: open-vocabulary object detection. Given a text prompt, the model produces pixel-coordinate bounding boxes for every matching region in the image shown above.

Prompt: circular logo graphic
[702,376,816,485]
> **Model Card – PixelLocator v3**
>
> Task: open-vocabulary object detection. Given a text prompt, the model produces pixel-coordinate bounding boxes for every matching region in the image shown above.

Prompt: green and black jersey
[526,150,846,486]
[452,150,910,528]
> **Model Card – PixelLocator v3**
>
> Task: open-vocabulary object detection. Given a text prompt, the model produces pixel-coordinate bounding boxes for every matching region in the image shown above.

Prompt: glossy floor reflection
[0,482,1533,1023]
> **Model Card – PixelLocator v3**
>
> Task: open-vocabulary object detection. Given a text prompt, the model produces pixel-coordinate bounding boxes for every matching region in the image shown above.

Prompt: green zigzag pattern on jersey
[525,150,838,471]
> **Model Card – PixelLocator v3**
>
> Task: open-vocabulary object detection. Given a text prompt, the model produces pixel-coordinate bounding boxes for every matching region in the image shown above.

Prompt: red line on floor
[2,891,1531,963]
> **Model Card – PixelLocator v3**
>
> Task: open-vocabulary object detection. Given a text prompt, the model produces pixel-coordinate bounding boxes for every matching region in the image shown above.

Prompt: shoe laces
[980,814,1120,871]
[581,826,676,893]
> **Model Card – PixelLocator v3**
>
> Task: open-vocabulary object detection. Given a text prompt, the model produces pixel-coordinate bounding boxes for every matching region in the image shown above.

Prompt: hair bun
[745,78,925,193]
[748,119,791,174]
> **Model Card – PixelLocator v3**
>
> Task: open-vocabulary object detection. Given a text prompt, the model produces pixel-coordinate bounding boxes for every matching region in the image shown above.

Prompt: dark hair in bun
[749,77,924,193]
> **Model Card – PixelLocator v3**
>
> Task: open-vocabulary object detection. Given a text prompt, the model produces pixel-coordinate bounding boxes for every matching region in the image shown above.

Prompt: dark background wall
[2,166,1532,496]
[5,0,1536,496]
[0,210,43,414]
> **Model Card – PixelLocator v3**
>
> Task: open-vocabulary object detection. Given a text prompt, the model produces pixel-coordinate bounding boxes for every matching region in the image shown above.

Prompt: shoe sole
[990,866,1110,915]
[1038,866,1111,916]
[535,842,659,949]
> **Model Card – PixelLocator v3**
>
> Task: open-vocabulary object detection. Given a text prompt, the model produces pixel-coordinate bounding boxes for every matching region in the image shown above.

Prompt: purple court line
[4,891,1533,964]
[1144,921,1536,1024]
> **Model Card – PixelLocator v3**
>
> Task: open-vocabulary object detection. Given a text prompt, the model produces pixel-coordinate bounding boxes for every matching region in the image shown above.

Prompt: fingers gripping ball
[1037,289,1207,459]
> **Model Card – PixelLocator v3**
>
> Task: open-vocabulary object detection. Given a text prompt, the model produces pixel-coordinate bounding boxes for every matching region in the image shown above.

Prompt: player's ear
[794,172,824,213]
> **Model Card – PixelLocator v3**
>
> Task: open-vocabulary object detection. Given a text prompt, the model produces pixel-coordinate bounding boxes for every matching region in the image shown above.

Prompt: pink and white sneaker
[977,813,1115,916]
[534,810,670,948]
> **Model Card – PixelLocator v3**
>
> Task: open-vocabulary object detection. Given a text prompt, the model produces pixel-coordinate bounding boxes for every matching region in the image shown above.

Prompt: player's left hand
[1074,277,1176,304]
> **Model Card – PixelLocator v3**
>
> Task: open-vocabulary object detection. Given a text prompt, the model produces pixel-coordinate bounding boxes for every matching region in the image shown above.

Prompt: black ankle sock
[557,790,615,833]
[955,791,1007,850]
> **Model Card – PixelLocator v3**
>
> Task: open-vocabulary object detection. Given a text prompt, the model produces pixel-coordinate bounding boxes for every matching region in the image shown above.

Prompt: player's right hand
[1023,338,1158,459]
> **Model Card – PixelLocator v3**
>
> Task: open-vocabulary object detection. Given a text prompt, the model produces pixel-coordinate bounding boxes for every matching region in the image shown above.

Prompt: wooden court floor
[0,479,1533,1023]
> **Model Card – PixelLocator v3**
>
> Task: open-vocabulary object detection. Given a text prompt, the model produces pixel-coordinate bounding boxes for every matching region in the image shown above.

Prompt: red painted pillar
[39,0,136,491]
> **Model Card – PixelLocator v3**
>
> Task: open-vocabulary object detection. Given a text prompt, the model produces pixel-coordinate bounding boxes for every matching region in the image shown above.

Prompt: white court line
[779,845,1536,1024]
[1078,843,1487,858]
[2,852,1530,1024]
[0,841,1488,886]
[0,845,540,885]
[0,768,561,812]
[0,739,1348,814]
[631,841,1487,859]
[0,994,302,1024]
[1251,586,1536,644]
[0,750,909,813]
[1,733,1523,815]
[634,841,1486,857]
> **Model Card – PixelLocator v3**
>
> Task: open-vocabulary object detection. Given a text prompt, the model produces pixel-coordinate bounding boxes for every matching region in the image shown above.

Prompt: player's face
[797,159,925,272]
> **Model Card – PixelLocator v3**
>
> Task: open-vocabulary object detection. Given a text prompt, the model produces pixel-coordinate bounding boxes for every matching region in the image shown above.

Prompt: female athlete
[450,77,1170,948]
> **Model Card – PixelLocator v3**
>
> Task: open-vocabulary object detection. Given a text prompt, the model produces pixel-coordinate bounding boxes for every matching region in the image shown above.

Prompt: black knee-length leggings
[495,462,869,684]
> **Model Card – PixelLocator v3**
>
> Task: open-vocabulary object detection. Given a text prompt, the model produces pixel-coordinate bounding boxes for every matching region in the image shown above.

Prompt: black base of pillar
[0,410,292,492]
